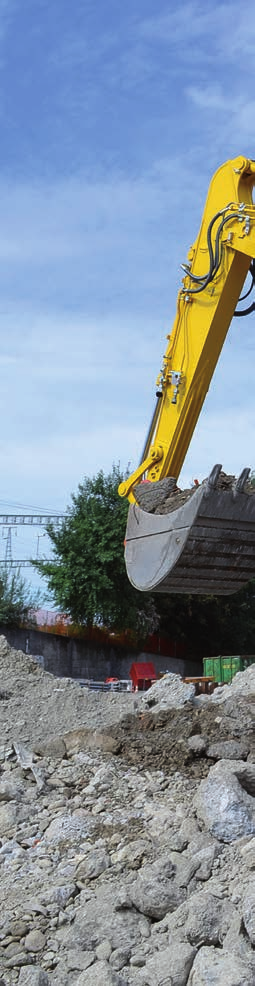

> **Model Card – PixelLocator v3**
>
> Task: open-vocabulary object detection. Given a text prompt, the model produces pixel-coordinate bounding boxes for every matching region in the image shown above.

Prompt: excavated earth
[133,470,255,515]
[0,635,255,985]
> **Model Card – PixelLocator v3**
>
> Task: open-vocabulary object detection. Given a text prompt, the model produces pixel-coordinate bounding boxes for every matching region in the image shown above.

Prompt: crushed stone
[0,636,254,985]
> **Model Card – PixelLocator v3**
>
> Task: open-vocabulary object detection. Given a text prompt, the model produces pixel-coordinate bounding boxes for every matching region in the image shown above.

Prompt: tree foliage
[34,465,155,632]
[0,568,41,627]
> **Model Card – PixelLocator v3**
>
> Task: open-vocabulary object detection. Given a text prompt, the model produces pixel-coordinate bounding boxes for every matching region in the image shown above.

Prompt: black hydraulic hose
[184,210,244,295]
[181,209,224,284]
[234,260,255,316]
[233,301,255,317]
[238,280,254,302]
[181,203,237,286]
[212,211,242,277]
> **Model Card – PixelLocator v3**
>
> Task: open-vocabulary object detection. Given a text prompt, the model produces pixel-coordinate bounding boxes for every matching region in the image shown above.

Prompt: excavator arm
[119,157,255,595]
[119,156,255,499]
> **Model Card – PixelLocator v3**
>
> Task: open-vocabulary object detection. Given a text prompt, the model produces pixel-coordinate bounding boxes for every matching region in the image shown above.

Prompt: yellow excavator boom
[118,157,255,595]
[119,156,255,500]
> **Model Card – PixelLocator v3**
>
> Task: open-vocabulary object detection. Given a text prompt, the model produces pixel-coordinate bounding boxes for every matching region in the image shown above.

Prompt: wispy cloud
[185,84,229,112]
[139,2,255,60]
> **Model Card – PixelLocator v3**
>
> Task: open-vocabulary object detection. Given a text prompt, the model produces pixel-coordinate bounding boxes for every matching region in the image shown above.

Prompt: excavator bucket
[125,466,255,595]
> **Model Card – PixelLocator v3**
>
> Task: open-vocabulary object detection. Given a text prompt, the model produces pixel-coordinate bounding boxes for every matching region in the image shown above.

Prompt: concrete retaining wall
[0,625,202,680]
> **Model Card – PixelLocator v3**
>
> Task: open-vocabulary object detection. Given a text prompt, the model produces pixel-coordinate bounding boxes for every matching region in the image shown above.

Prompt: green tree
[34,465,155,632]
[0,568,42,627]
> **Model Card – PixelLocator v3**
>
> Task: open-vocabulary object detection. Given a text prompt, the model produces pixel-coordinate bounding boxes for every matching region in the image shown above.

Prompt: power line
[0,498,64,513]
[0,559,49,569]
[0,514,64,526]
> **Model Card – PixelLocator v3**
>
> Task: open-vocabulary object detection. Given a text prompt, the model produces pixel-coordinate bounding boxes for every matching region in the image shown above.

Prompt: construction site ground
[0,636,254,985]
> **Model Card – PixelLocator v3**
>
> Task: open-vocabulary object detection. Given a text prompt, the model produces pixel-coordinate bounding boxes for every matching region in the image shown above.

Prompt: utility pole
[4,527,12,568]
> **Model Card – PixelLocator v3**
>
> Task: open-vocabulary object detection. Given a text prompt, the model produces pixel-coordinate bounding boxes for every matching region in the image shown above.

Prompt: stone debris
[210,662,255,704]
[0,635,254,985]
[141,672,196,711]
[133,470,255,515]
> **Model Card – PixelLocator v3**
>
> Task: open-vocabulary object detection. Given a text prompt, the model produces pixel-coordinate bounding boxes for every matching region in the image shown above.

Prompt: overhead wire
[0,497,64,514]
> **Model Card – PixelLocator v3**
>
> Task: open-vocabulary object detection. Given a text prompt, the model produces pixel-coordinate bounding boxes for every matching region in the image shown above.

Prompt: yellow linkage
[119,156,255,502]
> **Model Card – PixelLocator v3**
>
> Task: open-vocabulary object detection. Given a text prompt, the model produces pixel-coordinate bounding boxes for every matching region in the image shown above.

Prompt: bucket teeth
[234,467,250,493]
[205,464,222,492]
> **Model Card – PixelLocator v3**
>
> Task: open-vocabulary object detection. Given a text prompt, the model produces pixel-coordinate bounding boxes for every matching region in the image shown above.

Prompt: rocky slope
[0,636,254,985]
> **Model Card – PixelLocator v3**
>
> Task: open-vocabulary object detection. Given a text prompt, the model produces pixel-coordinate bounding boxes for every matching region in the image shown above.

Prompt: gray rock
[52,884,77,908]
[96,939,112,960]
[5,952,32,968]
[170,890,235,946]
[33,736,66,759]
[242,885,255,944]
[18,970,50,985]
[195,760,255,842]
[66,949,95,970]
[76,849,111,881]
[75,960,125,985]
[127,857,185,919]
[206,739,249,760]
[143,674,195,712]
[110,947,132,970]
[186,945,254,984]
[140,942,195,985]
[239,836,255,868]
[0,778,24,801]
[0,801,17,834]
[24,930,46,952]
[188,736,207,754]
[111,839,150,869]
[5,941,27,958]
[64,885,144,952]
[43,810,95,845]
[26,899,48,917]
[10,918,31,937]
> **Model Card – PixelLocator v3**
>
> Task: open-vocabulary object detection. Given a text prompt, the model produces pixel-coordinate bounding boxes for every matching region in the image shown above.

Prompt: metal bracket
[171,371,181,404]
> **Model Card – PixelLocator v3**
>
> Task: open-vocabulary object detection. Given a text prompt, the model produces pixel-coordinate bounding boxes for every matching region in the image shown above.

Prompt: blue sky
[0,0,255,586]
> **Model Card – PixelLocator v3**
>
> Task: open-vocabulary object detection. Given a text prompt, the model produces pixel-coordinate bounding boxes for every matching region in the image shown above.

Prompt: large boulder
[142,674,195,712]
[195,760,255,842]
[167,891,235,947]
[186,946,254,984]
[119,857,186,920]
[139,942,196,986]
[242,884,255,944]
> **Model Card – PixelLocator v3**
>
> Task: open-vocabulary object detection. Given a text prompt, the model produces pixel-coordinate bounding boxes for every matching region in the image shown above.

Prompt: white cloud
[185,84,229,112]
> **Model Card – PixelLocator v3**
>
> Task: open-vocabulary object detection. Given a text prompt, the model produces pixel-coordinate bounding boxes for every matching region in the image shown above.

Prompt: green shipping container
[203,655,255,684]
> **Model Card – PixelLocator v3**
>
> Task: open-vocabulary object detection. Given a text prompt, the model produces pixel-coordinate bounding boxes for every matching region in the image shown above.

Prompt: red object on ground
[105,677,119,684]
[129,661,157,691]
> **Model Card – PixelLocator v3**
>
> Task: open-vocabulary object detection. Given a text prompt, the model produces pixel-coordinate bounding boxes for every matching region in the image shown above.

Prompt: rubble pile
[0,636,254,985]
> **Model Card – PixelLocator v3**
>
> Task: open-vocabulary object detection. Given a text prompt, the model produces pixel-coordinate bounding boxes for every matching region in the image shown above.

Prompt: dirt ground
[103,695,255,776]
